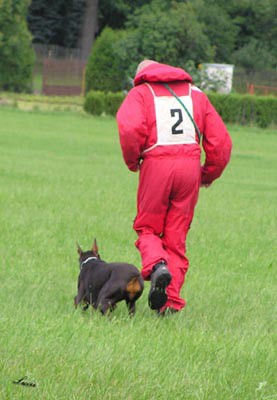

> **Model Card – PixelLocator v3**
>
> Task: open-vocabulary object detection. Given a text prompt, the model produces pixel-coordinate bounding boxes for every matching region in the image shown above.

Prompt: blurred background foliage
[0,0,276,93]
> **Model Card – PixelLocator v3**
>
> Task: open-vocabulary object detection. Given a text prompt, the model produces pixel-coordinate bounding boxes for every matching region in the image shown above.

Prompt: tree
[27,0,276,74]
[98,0,152,31]
[0,0,35,92]
[120,0,214,76]
[186,0,277,70]
[86,0,217,92]
[77,0,99,60]
[196,0,238,64]
[232,38,276,71]
[228,0,277,69]
[28,0,86,48]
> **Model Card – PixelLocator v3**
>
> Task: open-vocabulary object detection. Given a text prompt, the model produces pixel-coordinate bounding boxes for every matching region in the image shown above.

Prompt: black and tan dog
[74,239,144,316]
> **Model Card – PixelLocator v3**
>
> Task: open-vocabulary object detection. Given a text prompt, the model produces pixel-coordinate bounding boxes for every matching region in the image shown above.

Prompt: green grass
[0,107,276,399]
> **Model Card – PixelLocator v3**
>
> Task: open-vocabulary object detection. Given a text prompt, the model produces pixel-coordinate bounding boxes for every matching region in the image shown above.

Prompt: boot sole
[148,272,172,310]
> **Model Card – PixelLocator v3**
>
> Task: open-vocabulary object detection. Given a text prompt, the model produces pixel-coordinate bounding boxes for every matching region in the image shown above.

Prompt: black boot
[148,262,172,310]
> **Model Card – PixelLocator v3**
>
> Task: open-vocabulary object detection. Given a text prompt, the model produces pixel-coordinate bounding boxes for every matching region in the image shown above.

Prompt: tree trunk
[78,0,99,61]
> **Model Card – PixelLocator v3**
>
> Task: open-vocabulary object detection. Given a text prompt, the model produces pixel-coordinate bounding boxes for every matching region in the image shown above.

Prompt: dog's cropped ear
[77,242,83,256]
[92,238,99,256]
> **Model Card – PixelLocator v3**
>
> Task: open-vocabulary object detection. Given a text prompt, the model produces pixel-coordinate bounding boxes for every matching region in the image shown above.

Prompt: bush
[84,91,105,116]
[85,27,127,93]
[84,90,125,116]
[105,92,126,116]
[0,0,35,92]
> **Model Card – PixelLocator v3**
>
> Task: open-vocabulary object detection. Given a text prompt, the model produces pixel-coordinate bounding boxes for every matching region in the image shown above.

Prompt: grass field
[0,107,276,399]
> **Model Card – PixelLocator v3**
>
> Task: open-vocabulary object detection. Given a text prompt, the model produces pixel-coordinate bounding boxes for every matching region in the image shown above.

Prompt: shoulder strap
[163,83,201,142]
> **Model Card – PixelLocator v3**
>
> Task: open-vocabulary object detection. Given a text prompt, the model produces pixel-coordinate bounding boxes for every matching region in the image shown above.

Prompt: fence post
[81,66,86,96]
[248,84,255,95]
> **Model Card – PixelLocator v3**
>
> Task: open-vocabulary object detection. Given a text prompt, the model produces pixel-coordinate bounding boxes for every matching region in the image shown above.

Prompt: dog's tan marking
[126,277,142,300]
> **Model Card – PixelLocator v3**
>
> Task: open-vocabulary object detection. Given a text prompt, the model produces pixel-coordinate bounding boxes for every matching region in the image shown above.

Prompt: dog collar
[80,256,98,269]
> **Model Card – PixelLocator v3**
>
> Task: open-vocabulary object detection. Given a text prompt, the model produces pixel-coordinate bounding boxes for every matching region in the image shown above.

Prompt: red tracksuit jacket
[117,62,232,184]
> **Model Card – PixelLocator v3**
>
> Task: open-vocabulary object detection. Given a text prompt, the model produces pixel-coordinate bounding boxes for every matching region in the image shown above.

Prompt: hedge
[207,93,277,128]
[84,91,125,116]
[84,90,277,128]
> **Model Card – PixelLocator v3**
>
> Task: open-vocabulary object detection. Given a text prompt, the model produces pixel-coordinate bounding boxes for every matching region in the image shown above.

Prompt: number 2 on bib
[170,108,183,135]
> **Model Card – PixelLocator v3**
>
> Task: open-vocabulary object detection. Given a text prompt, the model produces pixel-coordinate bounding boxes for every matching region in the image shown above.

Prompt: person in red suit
[116,60,232,315]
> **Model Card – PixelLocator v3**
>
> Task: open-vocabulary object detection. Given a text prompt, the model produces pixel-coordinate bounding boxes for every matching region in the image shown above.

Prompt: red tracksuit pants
[133,155,201,311]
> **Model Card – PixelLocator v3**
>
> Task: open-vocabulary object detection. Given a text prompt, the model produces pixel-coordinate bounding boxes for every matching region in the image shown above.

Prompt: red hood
[134,62,193,86]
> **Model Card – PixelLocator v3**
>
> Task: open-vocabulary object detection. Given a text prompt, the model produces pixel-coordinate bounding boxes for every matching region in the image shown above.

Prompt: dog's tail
[126,276,144,300]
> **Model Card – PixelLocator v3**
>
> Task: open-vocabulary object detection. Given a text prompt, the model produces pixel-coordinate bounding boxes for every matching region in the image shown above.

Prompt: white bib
[144,83,197,153]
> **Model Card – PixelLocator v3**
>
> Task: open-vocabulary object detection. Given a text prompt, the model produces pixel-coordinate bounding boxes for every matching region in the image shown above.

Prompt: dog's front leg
[126,299,136,316]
